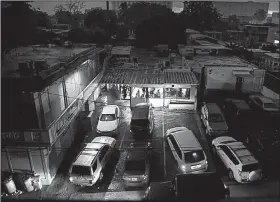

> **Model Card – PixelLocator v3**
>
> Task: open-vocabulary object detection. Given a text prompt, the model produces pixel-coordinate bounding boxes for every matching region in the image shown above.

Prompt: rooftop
[194,56,256,69]
[247,49,270,53]
[100,63,198,85]
[264,52,280,58]
[2,45,100,78]
[185,29,200,34]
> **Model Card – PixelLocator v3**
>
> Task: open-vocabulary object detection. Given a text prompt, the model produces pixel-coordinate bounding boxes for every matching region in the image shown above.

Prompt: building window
[164,88,190,99]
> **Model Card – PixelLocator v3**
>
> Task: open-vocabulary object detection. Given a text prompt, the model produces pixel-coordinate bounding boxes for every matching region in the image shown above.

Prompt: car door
[217,145,231,168]
[168,135,183,164]
[98,145,110,167]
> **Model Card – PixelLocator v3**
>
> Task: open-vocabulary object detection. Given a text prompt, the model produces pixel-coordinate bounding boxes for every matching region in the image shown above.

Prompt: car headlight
[142,175,147,180]
[180,165,187,172]
[69,177,73,182]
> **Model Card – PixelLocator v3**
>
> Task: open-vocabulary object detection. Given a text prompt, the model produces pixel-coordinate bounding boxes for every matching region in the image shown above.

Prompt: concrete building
[261,52,280,73]
[211,1,269,23]
[272,12,279,25]
[267,26,280,44]
[111,1,173,11]
[1,45,107,185]
[243,24,272,44]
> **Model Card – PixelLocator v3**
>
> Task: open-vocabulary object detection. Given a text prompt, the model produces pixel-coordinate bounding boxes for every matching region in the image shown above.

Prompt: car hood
[209,122,228,131]
[97,121,118,132]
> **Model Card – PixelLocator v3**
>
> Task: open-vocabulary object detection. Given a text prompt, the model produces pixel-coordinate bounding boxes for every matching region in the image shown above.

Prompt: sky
[31,1,279,15]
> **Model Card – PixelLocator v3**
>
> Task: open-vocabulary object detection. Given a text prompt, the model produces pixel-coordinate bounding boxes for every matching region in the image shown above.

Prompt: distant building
[111,1,173,11]
[272,12,279,25]
[243,24,272,44]
[211,1,269,23]
[267,26,280,44]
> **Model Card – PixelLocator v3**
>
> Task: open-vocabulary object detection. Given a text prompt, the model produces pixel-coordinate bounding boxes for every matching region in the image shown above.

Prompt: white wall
[205,67,264,93]
[262,86,280,104]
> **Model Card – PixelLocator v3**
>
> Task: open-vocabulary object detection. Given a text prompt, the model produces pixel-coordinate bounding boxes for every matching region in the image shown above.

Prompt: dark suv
[130,103,154,140]
[221,99,256,140]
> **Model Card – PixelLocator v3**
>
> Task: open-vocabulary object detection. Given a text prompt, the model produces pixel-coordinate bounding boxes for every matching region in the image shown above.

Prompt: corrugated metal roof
[100,63,198,85]
[165,71,198,84]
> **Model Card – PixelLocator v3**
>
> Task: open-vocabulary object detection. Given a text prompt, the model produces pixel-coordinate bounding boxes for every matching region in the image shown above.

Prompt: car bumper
[124,180,148,188]
[97,130,118,136]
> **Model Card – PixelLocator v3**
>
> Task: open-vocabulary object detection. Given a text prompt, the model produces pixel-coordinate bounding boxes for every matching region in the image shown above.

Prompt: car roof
[132,105,149,119]
[126,150,147,161]
[225,99,251,110]
[135,103,150,108]
[205,103,222,114]
[73,142,105,166]
[102,105,117,114]
[227,142,258,165]
[173,130,201,151]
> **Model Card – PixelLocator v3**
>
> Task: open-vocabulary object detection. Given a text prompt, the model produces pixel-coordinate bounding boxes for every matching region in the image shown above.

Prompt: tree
[1,1,37,50]
[53,1,85,27]
[120,2,173,31]
[33,9,51,27]
[84,9,118,38]
[254,9,267,22]
[181,1,221,32]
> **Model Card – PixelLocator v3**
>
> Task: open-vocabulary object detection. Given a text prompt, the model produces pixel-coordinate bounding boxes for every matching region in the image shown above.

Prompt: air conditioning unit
[18,61,31,76]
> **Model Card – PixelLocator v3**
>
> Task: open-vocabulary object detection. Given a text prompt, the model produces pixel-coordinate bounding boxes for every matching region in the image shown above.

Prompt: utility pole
[106,1,109,11]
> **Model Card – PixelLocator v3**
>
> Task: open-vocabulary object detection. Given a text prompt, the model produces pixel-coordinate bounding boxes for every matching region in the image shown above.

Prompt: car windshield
[209,114,224,122]
[184,150,205,163]
[125,160,145,172]
[264,103,278,109]
[242,163,260,172]
[71,165,91,176]
[100,114,116,121]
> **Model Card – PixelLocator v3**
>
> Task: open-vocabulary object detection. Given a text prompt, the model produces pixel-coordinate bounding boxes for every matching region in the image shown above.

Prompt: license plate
[191,164,201,169]
[131,178,138,181]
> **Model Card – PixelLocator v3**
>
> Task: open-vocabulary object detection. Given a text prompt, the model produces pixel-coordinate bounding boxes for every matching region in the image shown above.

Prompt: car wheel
[229,170,234,180]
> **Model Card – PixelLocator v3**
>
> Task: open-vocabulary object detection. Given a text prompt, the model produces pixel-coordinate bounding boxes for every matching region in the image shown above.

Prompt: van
[130,103,154,140]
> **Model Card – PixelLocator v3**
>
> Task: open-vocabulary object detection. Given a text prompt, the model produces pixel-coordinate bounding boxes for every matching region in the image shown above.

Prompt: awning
[232,70,252,76]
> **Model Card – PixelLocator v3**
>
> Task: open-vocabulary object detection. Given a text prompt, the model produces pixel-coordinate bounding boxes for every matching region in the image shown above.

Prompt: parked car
[212,136,263,183]
[246,132,280,155]
[248,94,279,114]
[165,127,208,174]
[145,172,230,202]
[130,103,154,140]
[221,99,257,139]
[69,136,116,186]
[123,142,152,189]
[200,102,228,137]
[97,105,120,136]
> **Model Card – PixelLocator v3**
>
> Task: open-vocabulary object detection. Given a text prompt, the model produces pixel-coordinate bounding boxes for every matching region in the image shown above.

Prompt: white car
[69,136,116,186]
[97,105,120,136]
[248,95,279,113]
[212,136,262,183]
[166,127,208,174]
